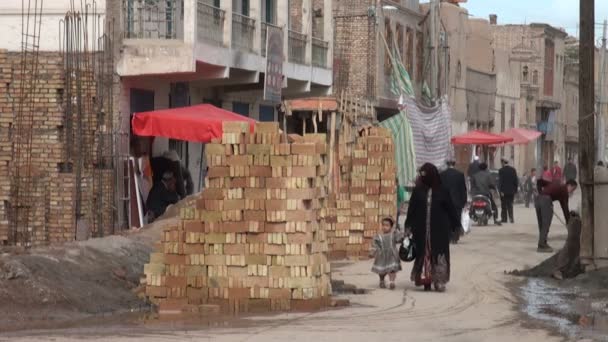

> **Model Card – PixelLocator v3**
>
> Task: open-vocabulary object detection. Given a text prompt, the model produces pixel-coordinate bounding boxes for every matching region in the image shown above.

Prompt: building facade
[108,0,334,203]
[333,0,424,120]
[492,22,568,171]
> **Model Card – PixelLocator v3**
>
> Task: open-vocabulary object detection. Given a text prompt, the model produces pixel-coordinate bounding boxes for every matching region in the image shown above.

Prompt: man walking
[564,158,577,182]
[524,168,538,208]
[471,162,502,226]
[498,159,519,223]
[440,160,467,243]
[535,179,578,253]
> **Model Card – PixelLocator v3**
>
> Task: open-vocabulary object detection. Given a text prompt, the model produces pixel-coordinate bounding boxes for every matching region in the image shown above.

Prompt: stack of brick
[143,122,332,315]
[327,126,396,259]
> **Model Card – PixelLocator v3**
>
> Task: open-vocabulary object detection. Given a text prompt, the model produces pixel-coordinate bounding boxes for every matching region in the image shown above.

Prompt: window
[384,18,393,75]
[259,105,275,122]
[406,27,414,76]
[233,102,250,116]
[544,39,555,96]
[232,0,250,16]
[262,0,276,24]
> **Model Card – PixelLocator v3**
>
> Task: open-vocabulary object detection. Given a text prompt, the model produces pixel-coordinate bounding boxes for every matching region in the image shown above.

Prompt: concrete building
[492,22,568,171]
[333,0,424,120]
[106,0,334,192]
[0,0,106,51]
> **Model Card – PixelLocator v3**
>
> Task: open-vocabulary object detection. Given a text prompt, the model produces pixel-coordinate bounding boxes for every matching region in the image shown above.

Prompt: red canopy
[451,130,514,145]
[498,128,542,145]
[131,104,256,143]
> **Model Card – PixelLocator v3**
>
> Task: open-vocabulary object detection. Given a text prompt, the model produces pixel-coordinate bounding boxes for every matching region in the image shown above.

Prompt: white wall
[0,0,106,51]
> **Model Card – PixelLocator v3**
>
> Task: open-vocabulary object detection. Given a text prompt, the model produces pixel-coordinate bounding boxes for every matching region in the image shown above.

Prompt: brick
[265,200,287,211]
[249,166,272,177]
[244,188,266,199]
[165,276,188,288]
[269,266,290,277]
[245,255,268,265]
[255,122,279,133]
[263,244,285,255]
[146,286,168,298]
[205,143,226,155]
[219,222,248,233]
[223,244,247,255]
[207,166,230,178]
[183,244,205,254]
[284,255,309,266]
[183,220,204,232]
[290,166,317,177]
[265,222,287,232]
[226,155,252,166]
[268,288,291,300]
[227,266,248,277]
[165,254,187,265]
[201,188,225,200]
[270,155,292,166]
[247,144,272,155]
[223,199,245,210]
[286,189,315,200]
[291,143,316,155]
[244,210,266,221]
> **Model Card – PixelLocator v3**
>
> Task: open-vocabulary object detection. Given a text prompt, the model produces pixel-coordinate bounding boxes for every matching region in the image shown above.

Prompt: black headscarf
[417,163,441,190]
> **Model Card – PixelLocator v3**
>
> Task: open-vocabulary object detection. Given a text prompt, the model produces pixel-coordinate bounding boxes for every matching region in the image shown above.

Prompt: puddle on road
[521,278,608,341]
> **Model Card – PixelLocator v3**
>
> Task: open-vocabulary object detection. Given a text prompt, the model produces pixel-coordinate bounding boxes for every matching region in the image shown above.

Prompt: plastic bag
[461,209,471,234]
[399,237,416,262]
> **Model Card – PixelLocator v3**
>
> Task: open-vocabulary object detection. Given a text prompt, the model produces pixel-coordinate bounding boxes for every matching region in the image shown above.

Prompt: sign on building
[263,26,284,104]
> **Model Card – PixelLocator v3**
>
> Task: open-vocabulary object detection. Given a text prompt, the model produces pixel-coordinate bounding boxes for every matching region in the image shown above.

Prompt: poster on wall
[263,26,284,104]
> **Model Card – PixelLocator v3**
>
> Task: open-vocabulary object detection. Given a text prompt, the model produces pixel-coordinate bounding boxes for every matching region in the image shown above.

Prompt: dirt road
[2,204,572,342]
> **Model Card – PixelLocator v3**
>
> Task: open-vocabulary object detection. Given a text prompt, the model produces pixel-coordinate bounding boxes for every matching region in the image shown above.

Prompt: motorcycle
[469,194,493,226]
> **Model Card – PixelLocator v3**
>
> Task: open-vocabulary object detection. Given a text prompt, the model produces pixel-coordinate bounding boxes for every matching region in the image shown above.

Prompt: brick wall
[333,0,376,99]
[0,50,116,246]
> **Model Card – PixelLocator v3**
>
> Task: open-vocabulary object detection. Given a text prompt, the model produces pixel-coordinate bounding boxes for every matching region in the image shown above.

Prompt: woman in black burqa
[405,163,462,292]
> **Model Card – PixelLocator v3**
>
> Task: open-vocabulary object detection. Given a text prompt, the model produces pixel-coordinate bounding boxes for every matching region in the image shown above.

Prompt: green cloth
[397,186,406,207]
[379,111,417,194]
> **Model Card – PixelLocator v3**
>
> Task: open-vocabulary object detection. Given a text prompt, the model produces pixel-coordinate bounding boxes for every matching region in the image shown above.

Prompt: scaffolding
[9,0,44,246]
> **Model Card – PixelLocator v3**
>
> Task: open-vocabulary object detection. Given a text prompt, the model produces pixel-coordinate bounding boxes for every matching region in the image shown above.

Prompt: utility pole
[580,0,595,266]
[429,0,438,99]
[597,20,607,163]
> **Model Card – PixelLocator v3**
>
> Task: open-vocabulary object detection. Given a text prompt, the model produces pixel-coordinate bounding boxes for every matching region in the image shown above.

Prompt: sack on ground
[461,209,471,234]
[399,237,416,262]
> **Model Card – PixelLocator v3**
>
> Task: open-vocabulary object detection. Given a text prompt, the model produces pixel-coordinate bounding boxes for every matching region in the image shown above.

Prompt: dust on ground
[0,203,183,332]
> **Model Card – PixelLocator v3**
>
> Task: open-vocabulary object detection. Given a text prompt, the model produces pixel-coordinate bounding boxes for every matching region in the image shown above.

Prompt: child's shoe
[379,280,386,288]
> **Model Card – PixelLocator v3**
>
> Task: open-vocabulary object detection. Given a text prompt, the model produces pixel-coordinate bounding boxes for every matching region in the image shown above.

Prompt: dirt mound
[0,215,177,332]
[510,253,560,278]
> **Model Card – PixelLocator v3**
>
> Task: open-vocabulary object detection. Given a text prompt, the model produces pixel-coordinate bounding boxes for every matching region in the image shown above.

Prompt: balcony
[232,13,256,52]
[123,0,184,39]
[197,1,225,45]
[288,30,307,65]
[312,38,329,68]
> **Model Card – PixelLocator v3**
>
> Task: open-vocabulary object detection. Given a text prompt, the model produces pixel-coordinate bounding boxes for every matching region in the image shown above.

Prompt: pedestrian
[524,168,538,208]
[563,158,577,182]
[370,217,404,290]
[551,160,563,184]
[405,163,462,292]
[146,171,180,223]
[542,165,552,182]
[498,159,519,223]
[467,155,481,179]
[440,160,467,243]
[471,162,502,226]
[535,178,578,253]
[151,151,194,199]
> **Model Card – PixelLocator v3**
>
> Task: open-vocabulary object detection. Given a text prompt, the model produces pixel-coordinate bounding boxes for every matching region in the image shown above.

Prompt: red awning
[131,104,256,143]
[451,130,514,145]
[498,128,542,145]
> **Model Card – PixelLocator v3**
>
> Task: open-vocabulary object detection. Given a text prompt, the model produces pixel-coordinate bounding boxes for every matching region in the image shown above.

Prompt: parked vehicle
[469,194,493,226]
